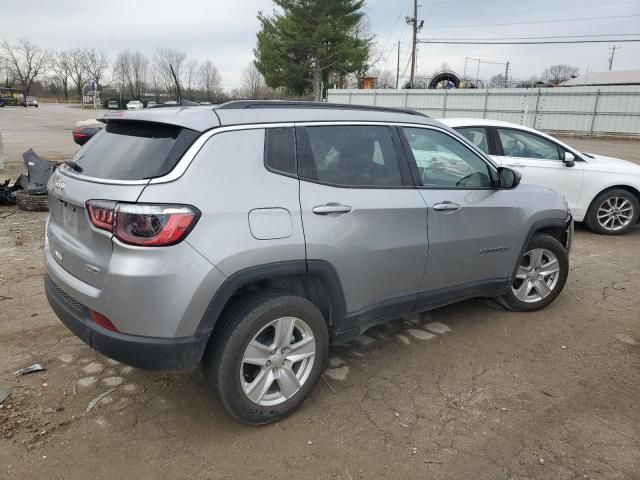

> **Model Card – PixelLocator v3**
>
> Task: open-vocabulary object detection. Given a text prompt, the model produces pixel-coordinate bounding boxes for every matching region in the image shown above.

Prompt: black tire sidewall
[586,189,639,235]
[501,233,569,312]
[204,293,329,425]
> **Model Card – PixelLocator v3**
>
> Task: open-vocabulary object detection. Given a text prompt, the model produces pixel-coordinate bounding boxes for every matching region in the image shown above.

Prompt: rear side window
[265,127,296,176]
[302,125,403,187]
[456,127,490,154]
[70,121,200,180]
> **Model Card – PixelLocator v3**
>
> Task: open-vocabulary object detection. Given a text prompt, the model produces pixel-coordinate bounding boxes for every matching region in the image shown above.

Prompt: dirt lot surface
[1,106,639,479]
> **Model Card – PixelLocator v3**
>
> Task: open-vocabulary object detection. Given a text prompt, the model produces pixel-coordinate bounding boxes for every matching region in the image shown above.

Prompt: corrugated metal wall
[327,86,640,136]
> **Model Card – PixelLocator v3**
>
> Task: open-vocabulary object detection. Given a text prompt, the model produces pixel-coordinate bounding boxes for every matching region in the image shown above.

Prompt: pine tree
[255,0,371,101]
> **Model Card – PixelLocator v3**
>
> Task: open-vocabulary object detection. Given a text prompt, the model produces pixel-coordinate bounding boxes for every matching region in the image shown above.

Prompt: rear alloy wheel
[498,233,568,311]
[586,189,639,235]
[202,292,328,424]
[240,316,316,407]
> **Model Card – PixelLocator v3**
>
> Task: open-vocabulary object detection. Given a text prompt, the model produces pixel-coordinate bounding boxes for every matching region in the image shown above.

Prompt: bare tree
[67,48,89,99]
[130,51,148,99]
[0,38,50,96]
[153,48,186,99]
[114,50,148,99]
[114,50,133,97]
[488,73,506,88]
[50,50,73,100]
[541,64,579,85]
[184,59,199,101]
[85,48,110,91]
[241,62,263,99]
[199,60,222,101]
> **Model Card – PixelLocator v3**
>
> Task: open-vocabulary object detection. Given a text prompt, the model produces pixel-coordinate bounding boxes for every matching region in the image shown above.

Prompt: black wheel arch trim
[195,260,347,338]
[511,216,572,279]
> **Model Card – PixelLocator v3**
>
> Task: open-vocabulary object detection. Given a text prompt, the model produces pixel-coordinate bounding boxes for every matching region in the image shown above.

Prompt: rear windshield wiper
[64,160,83,173]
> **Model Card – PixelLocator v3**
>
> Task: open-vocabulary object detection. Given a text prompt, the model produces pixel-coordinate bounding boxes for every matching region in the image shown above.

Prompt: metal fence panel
[327,86,640,136]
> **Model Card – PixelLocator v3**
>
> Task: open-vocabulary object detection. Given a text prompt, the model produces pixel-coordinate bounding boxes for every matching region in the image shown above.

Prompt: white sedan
[440,118,640,235]
[126,100,144,111]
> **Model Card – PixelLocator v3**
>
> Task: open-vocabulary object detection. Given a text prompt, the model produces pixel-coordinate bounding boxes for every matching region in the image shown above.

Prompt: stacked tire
[15,187,49,212]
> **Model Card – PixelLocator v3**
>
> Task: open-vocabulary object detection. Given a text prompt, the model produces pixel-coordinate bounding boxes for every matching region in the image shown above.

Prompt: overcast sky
[1,0,639,89]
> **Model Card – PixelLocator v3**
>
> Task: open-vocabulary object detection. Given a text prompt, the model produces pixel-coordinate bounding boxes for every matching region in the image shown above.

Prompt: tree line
[0,38,227,102]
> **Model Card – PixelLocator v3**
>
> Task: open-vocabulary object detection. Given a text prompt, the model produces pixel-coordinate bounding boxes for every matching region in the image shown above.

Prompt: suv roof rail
[215,100,428,117]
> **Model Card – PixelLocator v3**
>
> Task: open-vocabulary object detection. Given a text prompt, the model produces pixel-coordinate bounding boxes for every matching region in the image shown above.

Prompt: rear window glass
[70,121,200,180]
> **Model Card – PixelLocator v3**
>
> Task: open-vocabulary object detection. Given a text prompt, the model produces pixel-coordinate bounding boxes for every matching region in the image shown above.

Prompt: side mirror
[496,167,521,189]
[564,152,576,167]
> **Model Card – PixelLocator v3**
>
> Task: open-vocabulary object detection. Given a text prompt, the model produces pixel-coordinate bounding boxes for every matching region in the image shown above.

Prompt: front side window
[303,125,403,187]
[497,128,561,161]
[401,127,493,188]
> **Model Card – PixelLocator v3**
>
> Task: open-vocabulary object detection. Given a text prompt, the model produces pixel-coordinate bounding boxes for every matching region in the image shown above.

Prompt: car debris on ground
[14,363,46,375]
[0,389,11,405]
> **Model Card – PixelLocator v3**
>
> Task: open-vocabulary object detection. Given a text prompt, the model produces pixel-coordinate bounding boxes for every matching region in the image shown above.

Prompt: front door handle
[433,201,461,212]
[312,203,352,215]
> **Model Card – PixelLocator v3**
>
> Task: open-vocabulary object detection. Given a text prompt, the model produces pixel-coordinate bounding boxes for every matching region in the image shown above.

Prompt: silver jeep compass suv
[45,101,572,424]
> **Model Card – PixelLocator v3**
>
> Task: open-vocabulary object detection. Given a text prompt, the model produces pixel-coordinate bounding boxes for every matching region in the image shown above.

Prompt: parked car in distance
[107,100,119,110]
[72,120,103,146]
[20,96,38,107]
[126,100,144,111]
[45,101,572,424]
[147,101,158,108]
[200,101,212,105]
[441,118,640,235]
[163,100,178,105]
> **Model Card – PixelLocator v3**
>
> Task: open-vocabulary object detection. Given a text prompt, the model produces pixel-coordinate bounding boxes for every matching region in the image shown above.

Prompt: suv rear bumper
[45,274,208,373]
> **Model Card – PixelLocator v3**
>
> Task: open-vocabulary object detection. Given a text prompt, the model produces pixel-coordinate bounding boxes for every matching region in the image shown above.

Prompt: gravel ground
[0,105,639,479]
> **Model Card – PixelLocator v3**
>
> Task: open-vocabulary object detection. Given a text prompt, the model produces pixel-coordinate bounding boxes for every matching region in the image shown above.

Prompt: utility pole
[406,0,423,88]
[608,45,619,71]
[504,61,510,88]
[396,41,401,89]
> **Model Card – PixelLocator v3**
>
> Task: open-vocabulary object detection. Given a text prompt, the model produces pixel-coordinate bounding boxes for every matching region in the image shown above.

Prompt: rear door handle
[312,203,352,215]
[433,202,461,212]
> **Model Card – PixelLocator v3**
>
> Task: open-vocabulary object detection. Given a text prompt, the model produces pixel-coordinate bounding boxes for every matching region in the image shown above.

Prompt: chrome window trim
[57,120,458,186]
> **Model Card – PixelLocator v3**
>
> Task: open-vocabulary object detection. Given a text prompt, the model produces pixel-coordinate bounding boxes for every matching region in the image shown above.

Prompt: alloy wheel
[512,248,561,303]
[240,316,316,406]
[597,196,634,232]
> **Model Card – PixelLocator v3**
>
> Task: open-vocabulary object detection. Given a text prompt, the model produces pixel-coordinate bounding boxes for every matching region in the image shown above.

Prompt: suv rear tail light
[86,201,200,247]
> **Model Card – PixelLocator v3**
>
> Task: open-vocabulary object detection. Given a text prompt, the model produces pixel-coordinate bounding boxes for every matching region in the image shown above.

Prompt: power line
[426,33,640,41]
[426,1,640,22]
[424,14,640,29]
[418,39,640,45]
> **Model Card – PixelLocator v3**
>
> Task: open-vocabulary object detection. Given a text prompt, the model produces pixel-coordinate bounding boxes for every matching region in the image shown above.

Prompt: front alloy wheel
[586,189,639,235]
[596,196,634,232]
[498,233,569,311]
[512,248,560,303]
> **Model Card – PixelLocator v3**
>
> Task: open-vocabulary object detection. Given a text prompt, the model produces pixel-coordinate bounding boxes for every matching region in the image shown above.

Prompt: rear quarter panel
[137,127,306,276]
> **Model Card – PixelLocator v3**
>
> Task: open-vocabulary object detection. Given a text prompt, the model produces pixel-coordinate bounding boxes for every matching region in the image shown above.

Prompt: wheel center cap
[271,354,285,367]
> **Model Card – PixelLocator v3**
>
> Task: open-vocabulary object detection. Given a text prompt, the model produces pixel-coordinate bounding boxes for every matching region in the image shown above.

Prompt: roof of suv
[99,101,439,132]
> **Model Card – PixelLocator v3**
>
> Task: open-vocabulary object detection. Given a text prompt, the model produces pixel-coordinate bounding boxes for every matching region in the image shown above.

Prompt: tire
[15,187,49,212]
[202,291,329,425]
[498,233,569,312]
[585,188,639,235]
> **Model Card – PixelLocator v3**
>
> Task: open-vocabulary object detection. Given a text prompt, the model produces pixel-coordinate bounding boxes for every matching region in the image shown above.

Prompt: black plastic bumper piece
[44,275,207,373]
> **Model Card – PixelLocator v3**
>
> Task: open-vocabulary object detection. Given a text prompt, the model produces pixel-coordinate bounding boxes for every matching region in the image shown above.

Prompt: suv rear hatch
[47,120,200,289]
